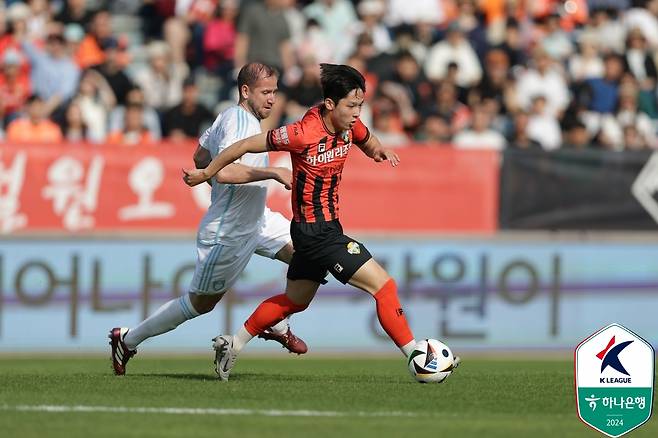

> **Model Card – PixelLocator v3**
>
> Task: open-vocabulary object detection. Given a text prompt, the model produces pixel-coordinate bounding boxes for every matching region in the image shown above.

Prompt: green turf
[0,356,655,438]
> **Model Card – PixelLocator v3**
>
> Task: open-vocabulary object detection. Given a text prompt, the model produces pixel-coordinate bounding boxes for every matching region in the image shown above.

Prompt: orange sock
[244,294,308,336]
[373,279,414,348]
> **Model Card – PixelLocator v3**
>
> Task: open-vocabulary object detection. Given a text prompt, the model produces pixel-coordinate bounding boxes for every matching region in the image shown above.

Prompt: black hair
[319,63,366,104]
[237,62,278,90]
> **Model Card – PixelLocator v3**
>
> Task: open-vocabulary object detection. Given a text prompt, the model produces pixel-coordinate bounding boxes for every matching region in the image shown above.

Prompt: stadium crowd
[0,0,658,151]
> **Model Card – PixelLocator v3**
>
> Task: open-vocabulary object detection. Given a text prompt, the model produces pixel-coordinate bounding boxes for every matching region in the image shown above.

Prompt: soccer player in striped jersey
[184,64,441,381]
[109,63,308,376]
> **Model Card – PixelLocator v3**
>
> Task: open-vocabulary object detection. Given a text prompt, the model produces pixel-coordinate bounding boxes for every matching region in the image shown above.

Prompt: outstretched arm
[357,134,400,167]
[183,133,269,186]
[192,143,291,188]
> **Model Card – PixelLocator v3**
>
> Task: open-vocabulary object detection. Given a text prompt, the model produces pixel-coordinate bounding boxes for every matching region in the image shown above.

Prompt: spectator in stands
[427,81,470,137]
[61,99,89,143]
[162,77,213,141]
[109,86,161,141]
[624,0,658,48]
[75,69,116,143]
[303,0,357,61]
[599,83,656,150]
[235,0,293,78]
[453,106,506,150]
[476,49,515,116]
[203,0,238,98]
[453,0,488,60]
[497,18,527,69]
[563,120,591,149]
[568,33,605,82]
[55,0,96,28]
[425,22,482,88]
[586,8,625,54]
[75,9,115,69]
[337,0,391,63]
[0,48,31,125]
[93,36,133,105]
[296,18,334,64]
[623,27,658,90]
[540,13,574,61]
[107,102,155,146]
[381,51,434,119]
[134,41,189,113]
[26,0,52,42]
[526,95,562,150]
[384,0,445,28]
[415,111,452,144]
[0,3,31,81]
[282,56,323,123]
[515,47,569,118]
[508,111,542,150]
[584,53,625,114]
[370,95,409,147]
[6,94,63,143]
[622,124,650,150]
[21,28,80,116]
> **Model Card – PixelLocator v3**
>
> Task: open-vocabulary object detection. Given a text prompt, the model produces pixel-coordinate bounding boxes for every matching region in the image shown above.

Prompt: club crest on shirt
[318,140,326,153]
[341,131,349,143]
[347,242,361,255]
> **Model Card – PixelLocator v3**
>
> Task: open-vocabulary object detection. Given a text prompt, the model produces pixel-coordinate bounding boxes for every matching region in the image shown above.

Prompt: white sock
[401,340,416,357]
[231,326,254,353]
[269,316,290,335]
[124,295,200,350]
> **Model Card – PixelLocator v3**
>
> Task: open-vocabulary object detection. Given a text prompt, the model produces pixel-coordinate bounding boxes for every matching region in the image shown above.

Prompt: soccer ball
[408,339,455,383]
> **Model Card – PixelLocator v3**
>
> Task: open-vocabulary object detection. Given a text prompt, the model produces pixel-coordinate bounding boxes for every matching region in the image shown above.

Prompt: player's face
[246,75,279,120]
[331,88,364,131]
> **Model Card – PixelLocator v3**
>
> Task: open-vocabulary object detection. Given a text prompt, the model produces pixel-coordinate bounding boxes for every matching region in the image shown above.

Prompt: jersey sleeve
[266,121,307,153]
[351,118,371,145]
[199,109,244,162]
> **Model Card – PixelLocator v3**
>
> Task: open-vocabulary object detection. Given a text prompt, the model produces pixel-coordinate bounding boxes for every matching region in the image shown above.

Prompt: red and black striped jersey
[266,105,370,223]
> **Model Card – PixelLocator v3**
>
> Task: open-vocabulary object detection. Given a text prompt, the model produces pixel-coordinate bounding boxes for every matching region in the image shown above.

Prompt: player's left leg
[347,258,416,357]
[251,208,307,353]
[320,236,416,357]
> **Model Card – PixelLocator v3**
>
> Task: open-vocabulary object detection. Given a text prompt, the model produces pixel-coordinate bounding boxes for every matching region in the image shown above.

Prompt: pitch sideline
[0,404,422,418]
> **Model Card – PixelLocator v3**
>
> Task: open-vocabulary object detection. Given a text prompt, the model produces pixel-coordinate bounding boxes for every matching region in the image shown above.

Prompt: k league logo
[575,323,655,437]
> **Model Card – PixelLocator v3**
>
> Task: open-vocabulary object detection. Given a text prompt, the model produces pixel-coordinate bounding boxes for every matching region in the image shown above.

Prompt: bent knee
[189,293,223,314]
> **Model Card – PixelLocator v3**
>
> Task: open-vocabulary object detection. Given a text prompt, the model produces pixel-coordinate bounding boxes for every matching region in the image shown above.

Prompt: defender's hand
[182,168,210,186]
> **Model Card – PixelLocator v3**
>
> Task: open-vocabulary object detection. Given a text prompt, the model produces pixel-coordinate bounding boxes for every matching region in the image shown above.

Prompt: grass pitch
[0,355,655,438]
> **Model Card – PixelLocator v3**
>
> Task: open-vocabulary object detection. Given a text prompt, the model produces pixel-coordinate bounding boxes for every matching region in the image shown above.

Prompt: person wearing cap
[6,94,63,143]
[0,48,31,124]
[93,36,134,105]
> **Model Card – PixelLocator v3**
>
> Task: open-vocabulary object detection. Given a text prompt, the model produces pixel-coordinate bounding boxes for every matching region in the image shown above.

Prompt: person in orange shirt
[0,49,31,122]
[6,94,63,143]
[106,102,154,146]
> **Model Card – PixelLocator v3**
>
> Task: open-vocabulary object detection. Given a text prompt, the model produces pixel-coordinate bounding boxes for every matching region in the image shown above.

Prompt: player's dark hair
[237,62,278,90]
[320,63,366,104]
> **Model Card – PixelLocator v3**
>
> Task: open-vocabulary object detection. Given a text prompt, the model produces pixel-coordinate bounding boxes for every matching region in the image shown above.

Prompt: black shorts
[287,220,372,284]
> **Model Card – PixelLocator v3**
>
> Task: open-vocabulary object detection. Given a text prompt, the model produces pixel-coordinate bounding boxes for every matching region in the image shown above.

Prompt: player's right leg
[213,257,322,381]
[252,208,307,353]
[109,242,228,375]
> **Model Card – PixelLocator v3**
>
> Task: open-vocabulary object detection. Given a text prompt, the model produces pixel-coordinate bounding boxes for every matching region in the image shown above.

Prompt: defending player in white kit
[109,63,308,376]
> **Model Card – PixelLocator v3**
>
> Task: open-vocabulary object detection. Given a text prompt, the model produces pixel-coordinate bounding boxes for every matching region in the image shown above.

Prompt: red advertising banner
[0,143,498,234]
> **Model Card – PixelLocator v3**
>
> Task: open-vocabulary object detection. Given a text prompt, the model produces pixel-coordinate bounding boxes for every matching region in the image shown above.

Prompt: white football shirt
[197,105,269,246]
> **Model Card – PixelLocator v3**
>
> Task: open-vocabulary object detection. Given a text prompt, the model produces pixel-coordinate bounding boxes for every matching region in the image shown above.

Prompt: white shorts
[189,208,290,295]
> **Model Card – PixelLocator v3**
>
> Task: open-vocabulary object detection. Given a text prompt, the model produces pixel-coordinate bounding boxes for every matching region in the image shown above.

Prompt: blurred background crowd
[1,0,658,151]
